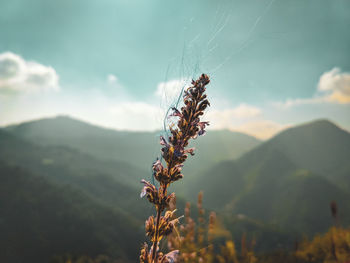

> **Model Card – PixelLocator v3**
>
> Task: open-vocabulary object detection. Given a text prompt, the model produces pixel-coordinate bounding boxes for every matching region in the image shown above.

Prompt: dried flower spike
[140,74,211,263]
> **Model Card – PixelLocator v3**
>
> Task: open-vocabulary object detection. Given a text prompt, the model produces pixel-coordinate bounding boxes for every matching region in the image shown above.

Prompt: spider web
[147,0,277,186]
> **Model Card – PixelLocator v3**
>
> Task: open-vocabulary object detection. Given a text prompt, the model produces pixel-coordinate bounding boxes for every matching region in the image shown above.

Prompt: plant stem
[151,183,170,262]
[151,207,162,262]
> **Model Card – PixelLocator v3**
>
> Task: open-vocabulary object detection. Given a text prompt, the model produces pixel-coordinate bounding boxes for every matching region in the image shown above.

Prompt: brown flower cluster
[145,210,180,242]
[140,74,211,263]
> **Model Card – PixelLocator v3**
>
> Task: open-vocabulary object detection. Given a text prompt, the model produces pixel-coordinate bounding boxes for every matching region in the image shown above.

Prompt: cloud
[106,74,125,91]
[109,102,162,131]
[107,74,118,84]
[317,67,350,103]
[206,104,261,127]
[107,101,282,139]
[225,103,262,118]
[0,52,59,93]
[155,78,190,103]
[274,97,325,108]
[276,67,350,108]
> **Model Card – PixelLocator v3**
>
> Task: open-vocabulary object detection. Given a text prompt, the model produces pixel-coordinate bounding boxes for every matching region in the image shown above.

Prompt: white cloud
[0,62,286,140]
[276,67,350,108]
[106,74,124,90]
[107,74,117,83]
[107,74,118,85]
[109,102,163,131]
[0,52,59,93]
[274,97,325,108]
[206,104,261,128]
[317,67,350,103]
[226,103,262,118]
[155,78,190,103]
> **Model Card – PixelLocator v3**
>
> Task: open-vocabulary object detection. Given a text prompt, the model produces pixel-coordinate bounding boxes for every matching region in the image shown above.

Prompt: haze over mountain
[189,119,350,234]
[5,116,260,169]
[5,115,261,195]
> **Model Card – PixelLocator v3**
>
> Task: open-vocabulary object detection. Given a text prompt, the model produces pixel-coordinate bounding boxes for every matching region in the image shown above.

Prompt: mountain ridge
[188,119,350,234]
[3,115,262,197]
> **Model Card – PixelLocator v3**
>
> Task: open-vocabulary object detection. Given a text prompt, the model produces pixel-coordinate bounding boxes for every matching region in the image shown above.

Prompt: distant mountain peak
[34,115,91,125]
[257,118,350,179]
[6,114,105,131]
[294,118,339,129]
[52,114,79,121]
[272,118,348,140]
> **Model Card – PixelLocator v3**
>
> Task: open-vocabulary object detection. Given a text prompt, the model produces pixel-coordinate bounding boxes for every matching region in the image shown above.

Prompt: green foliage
[0,163,141,263]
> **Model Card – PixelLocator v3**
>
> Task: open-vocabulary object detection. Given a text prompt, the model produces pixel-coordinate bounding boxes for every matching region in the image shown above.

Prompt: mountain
[0,127,181,219]
[4,116,261,197]
[256,119,350,192]
[0,129,148,262]
[190,119,350,235]
[4,115,261,172]
[3,116,349,255]
[262,119,350,188]
[0,127,145,188]
[0,162,142,263]
[2,118,210,261]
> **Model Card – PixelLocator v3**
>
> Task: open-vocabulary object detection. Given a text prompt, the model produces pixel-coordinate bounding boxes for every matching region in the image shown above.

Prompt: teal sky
[0,0,349,139]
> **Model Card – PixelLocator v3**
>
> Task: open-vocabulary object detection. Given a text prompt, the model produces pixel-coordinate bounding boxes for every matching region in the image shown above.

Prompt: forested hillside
[1,118,349,262]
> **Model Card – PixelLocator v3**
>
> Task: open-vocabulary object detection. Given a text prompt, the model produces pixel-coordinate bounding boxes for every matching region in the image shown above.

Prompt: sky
[0,0,349,139]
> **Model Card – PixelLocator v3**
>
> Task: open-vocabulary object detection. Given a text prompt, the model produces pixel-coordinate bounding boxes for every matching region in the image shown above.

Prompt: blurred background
[0,0,350,262]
